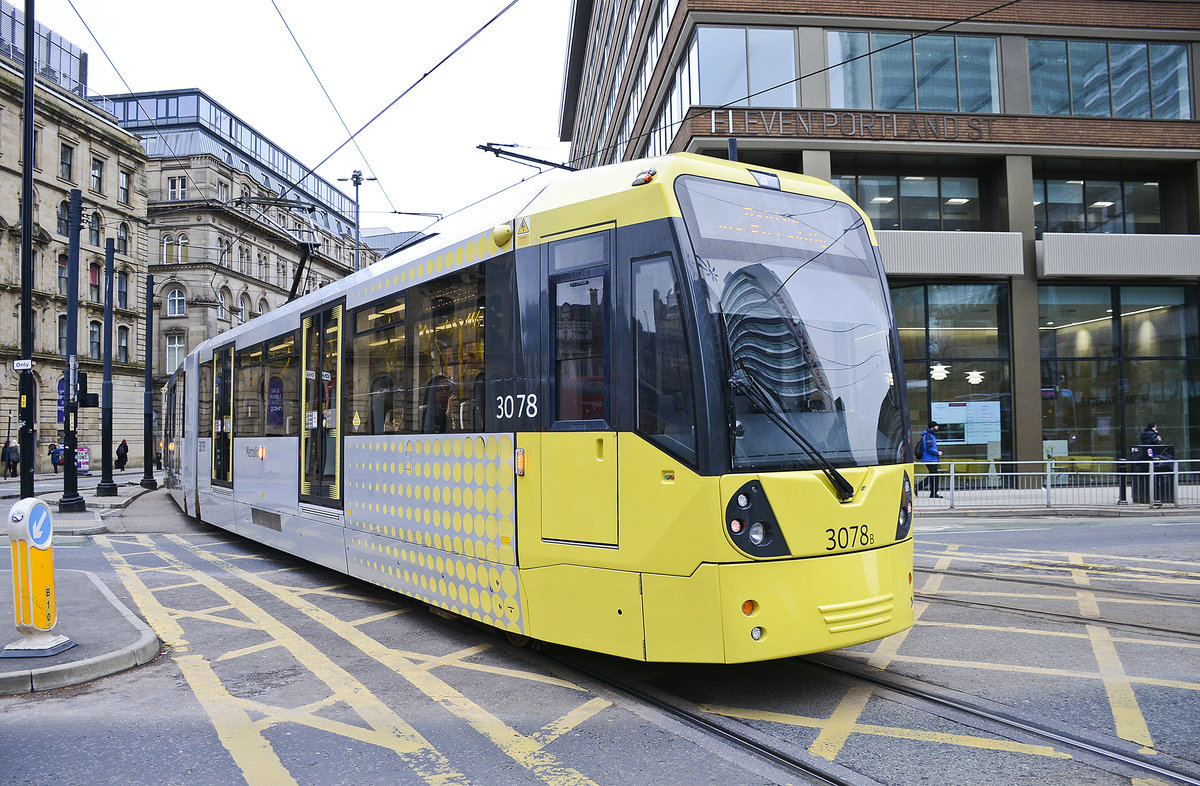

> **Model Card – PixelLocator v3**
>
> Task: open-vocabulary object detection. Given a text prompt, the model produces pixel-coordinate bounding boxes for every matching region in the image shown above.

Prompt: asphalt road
[2,495,1197,785]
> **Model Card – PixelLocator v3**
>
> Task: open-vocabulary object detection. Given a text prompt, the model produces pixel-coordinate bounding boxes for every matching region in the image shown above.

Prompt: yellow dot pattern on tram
[343,433,522,634]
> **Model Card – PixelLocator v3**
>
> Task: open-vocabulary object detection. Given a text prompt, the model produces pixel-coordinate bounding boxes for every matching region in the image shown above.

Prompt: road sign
[4,498,75,656]
[12,359,32,370]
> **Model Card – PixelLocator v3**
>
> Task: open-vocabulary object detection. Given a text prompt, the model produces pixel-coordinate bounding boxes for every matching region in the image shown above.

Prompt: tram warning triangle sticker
[516,217,530,247]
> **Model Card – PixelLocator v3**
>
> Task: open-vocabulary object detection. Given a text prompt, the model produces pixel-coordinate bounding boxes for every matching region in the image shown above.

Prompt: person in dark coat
[1141,422,1162,445]
[49,443,62,474]
[915,420,943,498]
[115,439,129,471]
[6,441,19,478]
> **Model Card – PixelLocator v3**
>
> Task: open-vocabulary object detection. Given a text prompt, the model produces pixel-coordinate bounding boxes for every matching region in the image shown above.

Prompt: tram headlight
[748,521,769,546]
[735,492,750,509]
[896,472,913,541]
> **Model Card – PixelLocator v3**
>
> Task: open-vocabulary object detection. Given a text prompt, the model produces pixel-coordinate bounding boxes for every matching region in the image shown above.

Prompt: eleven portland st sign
[708,108,997,141]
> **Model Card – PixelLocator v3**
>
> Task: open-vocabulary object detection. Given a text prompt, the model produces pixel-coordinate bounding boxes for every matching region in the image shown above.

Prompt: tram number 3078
[496,393,539,420]
[825,525,875,551]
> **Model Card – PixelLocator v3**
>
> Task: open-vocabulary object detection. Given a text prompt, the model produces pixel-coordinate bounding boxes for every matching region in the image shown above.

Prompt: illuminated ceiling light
[1090,201,1115,208]
[1106,308,1113,313]
[1046,320,1055,326]
[966,370,985,385]
[1143,182,1159,187]
[945,198,970,205]
[870,196,895,204]
[903,176,927,181]
[1032,200,1043,206]
[930,363,950,381]
[1066,180,1084,185]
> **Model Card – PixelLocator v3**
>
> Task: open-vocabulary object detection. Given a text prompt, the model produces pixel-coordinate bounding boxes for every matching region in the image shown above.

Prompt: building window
[117,326,130,363]
[1039,284,1198,459]
[834,174,982,231]
[891,283,1014,464]
[1029,39,1191,119]
[57,254,69,294]
[89,262,101,302]
[179,234,189,263]
[58,315,67,356]
[168,176,187,200]
[116,271,128,308]
[90,158,104,193]
[828,31,1000,113]
[118,170,130,204]
[218,181,229,202]
[166,334,185,373]
[239,295,252,325]
[88,212,101,246]
[117,223,129,255]
[88,320,102,359]
[59,143,73,180]
[167,287,186,316]
[57,201,70,235]
[693,26,798,108]
[217,290,228,321]
[1033,174,1162,237]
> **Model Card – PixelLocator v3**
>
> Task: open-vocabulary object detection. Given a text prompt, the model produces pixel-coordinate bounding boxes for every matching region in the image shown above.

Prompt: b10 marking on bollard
[3,498,75,657]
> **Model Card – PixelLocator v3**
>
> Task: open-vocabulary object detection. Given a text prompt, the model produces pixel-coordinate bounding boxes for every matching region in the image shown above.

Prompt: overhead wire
[267,0,400,215]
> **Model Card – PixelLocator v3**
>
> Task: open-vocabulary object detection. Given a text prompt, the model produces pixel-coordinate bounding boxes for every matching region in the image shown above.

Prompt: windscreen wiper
[730,366,856,502]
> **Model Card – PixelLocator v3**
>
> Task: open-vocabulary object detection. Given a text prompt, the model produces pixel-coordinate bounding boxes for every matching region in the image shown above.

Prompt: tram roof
[188,154,850,360]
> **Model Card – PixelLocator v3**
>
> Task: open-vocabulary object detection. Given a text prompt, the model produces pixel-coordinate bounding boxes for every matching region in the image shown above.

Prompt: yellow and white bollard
[3,498,75,657]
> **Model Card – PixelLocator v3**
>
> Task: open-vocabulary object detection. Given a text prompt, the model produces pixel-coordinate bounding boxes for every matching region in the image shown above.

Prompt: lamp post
[337,170,376,271]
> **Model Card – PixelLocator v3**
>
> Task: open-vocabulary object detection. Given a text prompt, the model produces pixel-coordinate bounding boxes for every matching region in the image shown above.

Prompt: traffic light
[78,372,99,408]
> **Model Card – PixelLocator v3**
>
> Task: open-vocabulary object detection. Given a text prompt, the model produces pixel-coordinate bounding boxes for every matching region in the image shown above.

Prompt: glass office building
[560,1,1200,464]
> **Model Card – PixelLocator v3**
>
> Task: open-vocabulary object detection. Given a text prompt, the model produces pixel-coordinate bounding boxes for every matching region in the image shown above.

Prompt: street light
[337,170,376,271]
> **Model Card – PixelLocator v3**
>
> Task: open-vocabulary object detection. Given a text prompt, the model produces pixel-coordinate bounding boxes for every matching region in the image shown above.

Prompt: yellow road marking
[171,535,600,786]
[348,608,411,627]
[1069,552,1156,754]
[916,619,1200,649]
[176,653,298,785]
[535,698,613,746]
[100,535,470,786]
[217,640,284,661]
[837,651,1200,691]
[703,704,1070,759]
[416,643,494,671]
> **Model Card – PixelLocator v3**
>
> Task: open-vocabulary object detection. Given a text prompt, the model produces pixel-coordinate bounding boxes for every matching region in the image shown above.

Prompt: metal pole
[18,0,37,500]
[353,171,361,272]
[58,189,85,512]
[96,239,117,496]
[140,273,157,490]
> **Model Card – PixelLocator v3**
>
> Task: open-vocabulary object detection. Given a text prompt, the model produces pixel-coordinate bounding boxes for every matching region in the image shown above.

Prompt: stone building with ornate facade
[0,5,149,473]
[104,88,377,439]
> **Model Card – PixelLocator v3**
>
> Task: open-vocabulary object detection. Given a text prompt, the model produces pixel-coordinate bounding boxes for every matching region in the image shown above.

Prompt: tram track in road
[914,591,1200,640]
[543,651,865,786]
[914,565,1200,640]
[801,655,1200,786]
[915,565,1200,605]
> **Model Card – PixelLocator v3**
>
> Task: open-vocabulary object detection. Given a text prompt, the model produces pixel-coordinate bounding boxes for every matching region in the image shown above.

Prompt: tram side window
[554,273,607,423]
[265,331,300,437]
[633,256,697,463]
[409,269,487,433]
[348,295,410,435]
[198,360,213,441]
[235,345,265,438]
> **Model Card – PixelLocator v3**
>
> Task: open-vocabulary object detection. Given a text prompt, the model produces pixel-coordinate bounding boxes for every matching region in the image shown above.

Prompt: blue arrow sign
[28,502,52,550]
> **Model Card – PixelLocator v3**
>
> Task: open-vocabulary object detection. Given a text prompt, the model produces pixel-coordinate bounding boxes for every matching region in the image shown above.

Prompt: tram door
[300,303,343,508]
[541,230,617,546]
[212,345,234,488]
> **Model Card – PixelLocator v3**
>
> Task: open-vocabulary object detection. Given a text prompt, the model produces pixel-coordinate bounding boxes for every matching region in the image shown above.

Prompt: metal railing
[912,458,1198,511]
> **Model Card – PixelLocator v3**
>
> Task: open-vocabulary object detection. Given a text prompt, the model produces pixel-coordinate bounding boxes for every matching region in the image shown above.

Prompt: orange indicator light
[514,448,526,476]
[741,600,756,616]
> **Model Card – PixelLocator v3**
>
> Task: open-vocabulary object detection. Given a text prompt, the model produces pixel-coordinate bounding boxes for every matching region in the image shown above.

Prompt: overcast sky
[33,0,573,233]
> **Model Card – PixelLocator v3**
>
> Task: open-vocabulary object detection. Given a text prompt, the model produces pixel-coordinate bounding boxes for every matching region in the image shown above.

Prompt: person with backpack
[915,420,943,498]
[49,442,62,474]
[115,439,129,471]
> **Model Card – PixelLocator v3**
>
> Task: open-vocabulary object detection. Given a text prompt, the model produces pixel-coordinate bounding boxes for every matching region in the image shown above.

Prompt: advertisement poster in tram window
[267,378,284,426]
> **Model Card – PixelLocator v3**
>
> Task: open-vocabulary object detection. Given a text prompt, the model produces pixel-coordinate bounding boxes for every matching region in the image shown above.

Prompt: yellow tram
[162,153,914,663]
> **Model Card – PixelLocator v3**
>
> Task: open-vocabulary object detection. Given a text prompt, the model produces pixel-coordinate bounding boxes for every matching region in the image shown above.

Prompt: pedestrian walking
[6,441,20,478]
[115,439,129,471]
[49,443,62,474]
[1,441,9,478]
[914,420,943,498]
